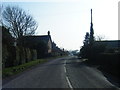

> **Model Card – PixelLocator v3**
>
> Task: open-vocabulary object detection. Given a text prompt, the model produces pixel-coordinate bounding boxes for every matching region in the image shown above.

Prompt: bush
[31,49,37,60]
[14,46,20,66]
[2,45,9,68]
[97,53,120,77]
[80,42,106,60]
[3,46,37,68]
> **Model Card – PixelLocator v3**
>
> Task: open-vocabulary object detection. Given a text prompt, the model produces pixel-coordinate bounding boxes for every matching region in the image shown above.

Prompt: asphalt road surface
[2,56,119,89]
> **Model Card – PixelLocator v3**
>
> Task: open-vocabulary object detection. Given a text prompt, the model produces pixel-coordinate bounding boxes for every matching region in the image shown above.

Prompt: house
[22,31,52,58]
[52,42,64,56]
[21,31,67,58]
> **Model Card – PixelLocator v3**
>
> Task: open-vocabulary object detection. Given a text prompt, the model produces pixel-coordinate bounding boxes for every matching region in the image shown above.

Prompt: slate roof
[22,35,52,44]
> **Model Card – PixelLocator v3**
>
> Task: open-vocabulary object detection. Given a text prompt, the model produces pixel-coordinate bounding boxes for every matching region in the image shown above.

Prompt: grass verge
[2,55,67,78]
[2,59,47,78]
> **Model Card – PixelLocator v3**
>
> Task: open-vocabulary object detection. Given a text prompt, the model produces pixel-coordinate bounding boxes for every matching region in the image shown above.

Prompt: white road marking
[64,60,66,73]
[66,76,73,89]
[64,60,66,66]
[64,66,66,73]
[64,60,73,89]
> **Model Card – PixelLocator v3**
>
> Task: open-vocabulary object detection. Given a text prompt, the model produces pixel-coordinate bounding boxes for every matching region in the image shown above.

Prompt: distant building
[52,42,64,56]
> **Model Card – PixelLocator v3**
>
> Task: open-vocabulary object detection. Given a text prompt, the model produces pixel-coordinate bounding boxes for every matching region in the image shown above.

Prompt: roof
[22,35,52,44]
[95,40,120,49]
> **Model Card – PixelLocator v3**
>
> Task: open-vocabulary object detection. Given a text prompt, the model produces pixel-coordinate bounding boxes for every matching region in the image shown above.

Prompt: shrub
[97,53,120,77]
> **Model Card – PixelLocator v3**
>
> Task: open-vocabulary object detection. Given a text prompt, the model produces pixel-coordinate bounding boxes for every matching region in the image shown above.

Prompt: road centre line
[64,60,66,66]
[64,66,66,73]
[66,76,73,89]
[64,60,73,89]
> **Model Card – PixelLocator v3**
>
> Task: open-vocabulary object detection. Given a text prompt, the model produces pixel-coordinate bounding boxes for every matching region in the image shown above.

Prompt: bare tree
[2,6,38,40]
[95,35,105,41]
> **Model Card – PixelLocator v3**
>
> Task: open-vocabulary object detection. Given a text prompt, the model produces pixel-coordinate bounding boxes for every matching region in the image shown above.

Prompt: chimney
[48,31,50,35]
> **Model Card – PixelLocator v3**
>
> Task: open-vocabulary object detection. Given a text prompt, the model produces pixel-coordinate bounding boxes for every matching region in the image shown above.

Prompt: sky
[1,0,119,50]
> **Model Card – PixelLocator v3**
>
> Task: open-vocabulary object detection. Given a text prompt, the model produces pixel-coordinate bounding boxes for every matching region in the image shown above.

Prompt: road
[2,56,119,89]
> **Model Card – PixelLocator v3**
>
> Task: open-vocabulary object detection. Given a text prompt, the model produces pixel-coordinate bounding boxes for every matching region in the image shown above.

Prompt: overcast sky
[1,0,119,50]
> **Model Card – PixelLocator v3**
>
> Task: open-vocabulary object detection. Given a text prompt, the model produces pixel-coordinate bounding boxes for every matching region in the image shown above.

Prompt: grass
[2,55,67,78]
[2,59,47,78]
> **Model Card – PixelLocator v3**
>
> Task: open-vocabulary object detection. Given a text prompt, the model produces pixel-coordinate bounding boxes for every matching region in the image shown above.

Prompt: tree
[95,35,105,41]
[89,9,94,45]
[83,32,89,46]
[2,26,14,46]
[79,32,90,58]
[2,6,38,45]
